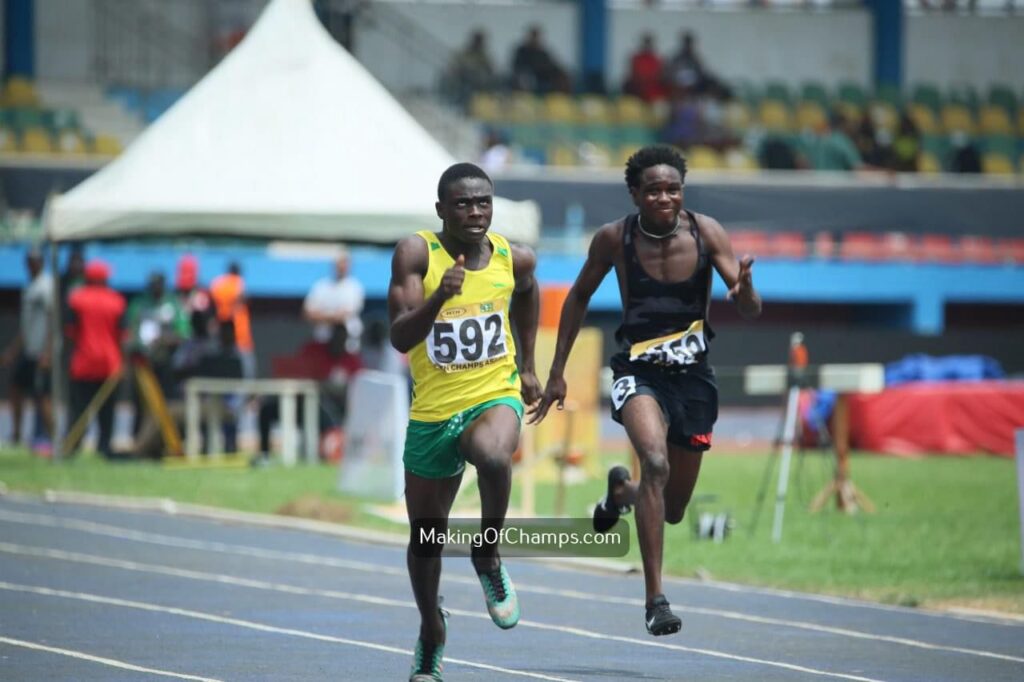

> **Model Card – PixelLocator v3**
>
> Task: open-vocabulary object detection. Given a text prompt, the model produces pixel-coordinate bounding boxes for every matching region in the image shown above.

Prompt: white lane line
[0,579,576,682]
[0,542,890,681]
[0,635,223,681]
[3,498,1022,628]
[0,509,1021,665]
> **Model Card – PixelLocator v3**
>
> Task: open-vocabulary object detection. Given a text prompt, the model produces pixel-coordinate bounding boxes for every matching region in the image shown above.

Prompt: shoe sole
[647,619,682,636]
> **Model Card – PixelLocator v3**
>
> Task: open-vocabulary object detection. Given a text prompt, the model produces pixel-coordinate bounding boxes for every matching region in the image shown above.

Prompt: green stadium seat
[7,107,44,133]
[799,81,830,108]
[947,84,980,113]
[762,80,793,105]
[911,83,943,112]
[987,85,1018,113]
[921,134,951,171]
[730,79,760,106]
[874,84,902,109]
[981,134,1016,158]
[619,124,657,147]
[51,108,81,132]
[836,81,868,108]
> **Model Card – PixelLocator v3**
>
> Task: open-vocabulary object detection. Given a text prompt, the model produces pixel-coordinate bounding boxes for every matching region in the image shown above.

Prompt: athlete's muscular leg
[664,445,704,525]
[405,471,462,644]
[620,395,671,605]
[459,404,521,573]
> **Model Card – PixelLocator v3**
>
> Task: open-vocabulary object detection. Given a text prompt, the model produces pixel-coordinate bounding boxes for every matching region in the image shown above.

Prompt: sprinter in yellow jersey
[389,163,540,682]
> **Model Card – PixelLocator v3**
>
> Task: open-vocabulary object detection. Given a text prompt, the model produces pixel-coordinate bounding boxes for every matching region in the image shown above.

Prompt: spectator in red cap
[65,259,127,459]
[175,254,213,342]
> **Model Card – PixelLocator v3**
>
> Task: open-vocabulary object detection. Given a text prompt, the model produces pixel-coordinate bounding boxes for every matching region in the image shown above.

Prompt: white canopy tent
[46,0,539,244]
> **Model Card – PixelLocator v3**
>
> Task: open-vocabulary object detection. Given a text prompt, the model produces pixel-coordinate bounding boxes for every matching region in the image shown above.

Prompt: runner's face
[631,164,684,231]
[437,177,493,245]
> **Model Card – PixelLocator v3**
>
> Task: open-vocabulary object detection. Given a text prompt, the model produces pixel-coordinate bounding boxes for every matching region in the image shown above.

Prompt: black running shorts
[609,353,718,451]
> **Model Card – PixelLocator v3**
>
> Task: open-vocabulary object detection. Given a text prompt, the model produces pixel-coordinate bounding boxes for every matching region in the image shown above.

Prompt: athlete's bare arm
[527,223,618,424]
[510,244,542,406]
[388,235,465,353]
[696,213,762,320]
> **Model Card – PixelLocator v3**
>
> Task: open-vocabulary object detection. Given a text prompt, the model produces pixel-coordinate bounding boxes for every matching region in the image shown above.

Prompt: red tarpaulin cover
[847,381,1024,456]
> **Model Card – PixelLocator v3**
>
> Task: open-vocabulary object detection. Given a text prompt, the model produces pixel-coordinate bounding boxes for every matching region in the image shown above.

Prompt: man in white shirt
[2,248,55,448]
[303,248,364,353]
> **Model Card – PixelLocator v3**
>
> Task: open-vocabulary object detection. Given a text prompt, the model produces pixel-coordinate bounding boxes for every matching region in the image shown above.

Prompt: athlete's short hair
[625,145,688,189]
[437,162,492,201]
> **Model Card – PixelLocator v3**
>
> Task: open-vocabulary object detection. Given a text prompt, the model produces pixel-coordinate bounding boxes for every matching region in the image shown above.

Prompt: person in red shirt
[65,260,127,459]
[623,33,667,103]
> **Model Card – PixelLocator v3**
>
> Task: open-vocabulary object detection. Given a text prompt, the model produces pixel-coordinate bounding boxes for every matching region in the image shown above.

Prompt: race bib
[629,320,707,368]
[427,300,509,371]
[611,375,637,411]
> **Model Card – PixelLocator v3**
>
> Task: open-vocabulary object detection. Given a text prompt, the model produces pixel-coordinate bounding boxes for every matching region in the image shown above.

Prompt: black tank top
[614,210,715,360]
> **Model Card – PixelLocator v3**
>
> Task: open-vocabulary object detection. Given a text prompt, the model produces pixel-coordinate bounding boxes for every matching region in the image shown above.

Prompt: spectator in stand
[802,111,865,171]
[303,248,364,354]
[442,29,498,107]
[891,112,922,173]
[510,25,571,94]
[623,33,667,103]
[254,325,362,466]
[666,31,727,99]
[65,260,126,459]
[949,132,982,173]
[479,128,512,174]
[210,262,255,378]
[2,247,55,451]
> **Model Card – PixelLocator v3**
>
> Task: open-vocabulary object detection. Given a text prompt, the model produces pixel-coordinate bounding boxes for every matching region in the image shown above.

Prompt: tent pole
[42,195,65,462]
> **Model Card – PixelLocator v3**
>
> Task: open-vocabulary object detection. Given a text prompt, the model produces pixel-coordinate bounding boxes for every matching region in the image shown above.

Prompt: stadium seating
[460,76,1024,174]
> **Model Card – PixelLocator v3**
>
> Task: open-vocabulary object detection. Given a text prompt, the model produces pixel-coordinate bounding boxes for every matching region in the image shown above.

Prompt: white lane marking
[0,635,223,681]
[0,545,887,682]
[0,579,576,682]
[1,507,1021,662]
[4,499,1019,626]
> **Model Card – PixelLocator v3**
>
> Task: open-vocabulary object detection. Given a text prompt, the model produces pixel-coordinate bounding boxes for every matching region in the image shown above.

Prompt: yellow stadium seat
[18,126,54,154]
[908,103,938,134]
[469,92,502,123]
[981,153,1015,175]
[508,92,540,123]
[577,94,612,125]
[615,95,651,126]
[542,93,577,123]
[616,144,644,167]
[687,145,724,170]
[547,143,577,167]
[941,103,975,134]
[56,130,87,155]
[723,147,758,171]
[917,151,941,173]
[795,101,827,131]
[978,105,1013,135]
[1018,109,1024,136]
[758,100,793,132]
[836,101,864,126]
[1,76,39,107]
[723,100,751,131]
[91,134,123,156]
[577,140,613,167]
